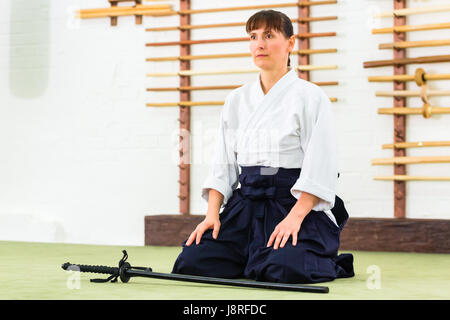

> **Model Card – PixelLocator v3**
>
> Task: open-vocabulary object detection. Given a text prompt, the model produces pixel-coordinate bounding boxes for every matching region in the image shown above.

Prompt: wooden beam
[376,90,450,97]
[372,155,450,165]
[374,4,450,18]
[145,16,338,32]
[363,55,450,68]
[372,22,450,34]
[146,49,337,62]
[382,141,450,149]
[379,39,450,49]
[146,65,337,77]
[378,106,450,115]
[145,33,336,47]
[177,1,338,15]
[146,81,338,91]
[145,215,450,253]
[368,73,450,82]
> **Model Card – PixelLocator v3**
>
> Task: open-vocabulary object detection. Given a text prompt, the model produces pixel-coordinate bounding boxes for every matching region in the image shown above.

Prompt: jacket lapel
[237,68,298,148]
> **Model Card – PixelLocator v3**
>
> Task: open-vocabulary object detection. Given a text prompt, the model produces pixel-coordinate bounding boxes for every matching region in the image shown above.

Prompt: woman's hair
[246,10,294,67]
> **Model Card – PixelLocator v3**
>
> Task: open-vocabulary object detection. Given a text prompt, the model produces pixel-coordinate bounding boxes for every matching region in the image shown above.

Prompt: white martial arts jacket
[201,67,339,226]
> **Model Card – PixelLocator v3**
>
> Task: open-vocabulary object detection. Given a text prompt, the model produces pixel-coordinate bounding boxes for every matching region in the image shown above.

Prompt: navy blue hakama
[171,165,354,284]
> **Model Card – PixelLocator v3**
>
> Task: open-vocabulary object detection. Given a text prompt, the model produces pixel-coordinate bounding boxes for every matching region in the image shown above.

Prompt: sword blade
[126,269,329,293]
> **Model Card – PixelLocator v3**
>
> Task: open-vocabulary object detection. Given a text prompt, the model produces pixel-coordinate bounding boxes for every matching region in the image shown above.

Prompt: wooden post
[179,0,191,216]
[109,0,118,26]
[135,0,143,25]
[297,2,310,80]
[393,0,407,218]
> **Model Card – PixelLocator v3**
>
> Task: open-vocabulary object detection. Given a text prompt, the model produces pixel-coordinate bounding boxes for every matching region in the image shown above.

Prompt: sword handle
[61,250,131,283]
[62,262,118,275]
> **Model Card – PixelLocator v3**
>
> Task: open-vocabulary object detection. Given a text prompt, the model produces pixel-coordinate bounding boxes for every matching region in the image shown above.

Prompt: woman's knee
[259,246,312,283]
[172,243,245,278]
[266,246,338,283]
[171,244,205,275]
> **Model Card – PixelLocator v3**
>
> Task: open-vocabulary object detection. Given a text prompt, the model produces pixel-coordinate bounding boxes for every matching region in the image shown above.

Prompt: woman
[171,10,354,284]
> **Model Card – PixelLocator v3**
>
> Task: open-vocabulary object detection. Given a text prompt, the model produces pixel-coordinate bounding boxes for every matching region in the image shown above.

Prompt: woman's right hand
[186,213,221,246]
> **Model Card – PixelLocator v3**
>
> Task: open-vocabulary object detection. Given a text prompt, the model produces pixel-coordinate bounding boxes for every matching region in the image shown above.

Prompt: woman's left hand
[266,211,304,249]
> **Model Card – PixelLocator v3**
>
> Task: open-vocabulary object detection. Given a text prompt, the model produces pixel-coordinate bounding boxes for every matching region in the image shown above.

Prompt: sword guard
[91,250,130,283]
[119,262,131,283]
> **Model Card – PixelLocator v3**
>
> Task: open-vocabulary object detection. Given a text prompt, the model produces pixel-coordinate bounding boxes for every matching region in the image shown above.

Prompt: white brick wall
[0,0,449,246]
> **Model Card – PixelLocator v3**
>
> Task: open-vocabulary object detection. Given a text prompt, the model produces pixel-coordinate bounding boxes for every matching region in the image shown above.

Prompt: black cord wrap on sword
[61,250,130,283]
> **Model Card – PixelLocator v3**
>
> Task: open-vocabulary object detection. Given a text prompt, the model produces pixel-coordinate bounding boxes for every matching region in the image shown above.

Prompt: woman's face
[249,26,295,72]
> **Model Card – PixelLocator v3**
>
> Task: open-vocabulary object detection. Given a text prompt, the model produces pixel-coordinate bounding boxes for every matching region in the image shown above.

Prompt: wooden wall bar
[393,0,407,218]
[297,2,310,80]
[179,0,191,216]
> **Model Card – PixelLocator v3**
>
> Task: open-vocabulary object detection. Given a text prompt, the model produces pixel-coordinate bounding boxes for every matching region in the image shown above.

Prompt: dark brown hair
[246,10,294,67]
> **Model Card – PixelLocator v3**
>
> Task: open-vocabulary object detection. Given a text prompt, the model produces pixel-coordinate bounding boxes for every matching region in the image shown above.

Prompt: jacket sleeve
[290,87,338,211]
[201,93,239,209]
